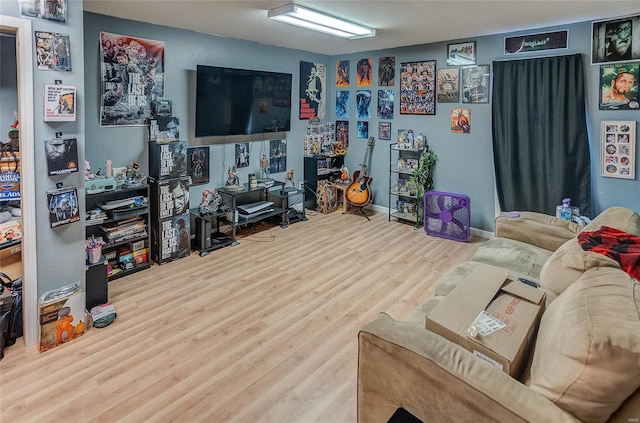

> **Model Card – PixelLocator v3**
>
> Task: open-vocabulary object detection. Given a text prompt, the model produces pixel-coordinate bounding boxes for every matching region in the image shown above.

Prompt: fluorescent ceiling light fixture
[268,3,376,39]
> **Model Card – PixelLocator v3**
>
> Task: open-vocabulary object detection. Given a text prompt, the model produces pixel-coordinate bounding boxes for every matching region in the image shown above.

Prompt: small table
[335,184,349,212]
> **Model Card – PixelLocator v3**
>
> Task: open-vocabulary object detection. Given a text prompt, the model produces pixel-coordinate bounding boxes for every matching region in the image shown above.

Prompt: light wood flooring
[0,209,486,422]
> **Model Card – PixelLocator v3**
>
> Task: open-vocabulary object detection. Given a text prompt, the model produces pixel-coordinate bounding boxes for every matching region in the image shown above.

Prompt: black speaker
[194,216,212,250]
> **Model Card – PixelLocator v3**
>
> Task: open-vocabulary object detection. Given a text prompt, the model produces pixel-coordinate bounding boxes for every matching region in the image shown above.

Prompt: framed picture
[591,14,640,64]
[504,30,568,55]
[437,68,460,103]
[400,60,436,115]
[461,65,490,104]
[599,63,639,110]
[378,122,391,140]
[601,121,635,179]
[447,41,476,66]
[187,146,210,185]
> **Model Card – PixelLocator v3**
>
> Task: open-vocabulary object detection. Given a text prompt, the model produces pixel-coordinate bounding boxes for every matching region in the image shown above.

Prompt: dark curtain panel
[492,54,591,217]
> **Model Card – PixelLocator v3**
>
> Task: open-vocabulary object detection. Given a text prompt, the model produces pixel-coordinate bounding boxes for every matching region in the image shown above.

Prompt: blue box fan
[423,190,471,242]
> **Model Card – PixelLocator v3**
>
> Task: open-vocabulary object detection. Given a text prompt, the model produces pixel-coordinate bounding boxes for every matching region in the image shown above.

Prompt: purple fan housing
[423,190,471,242]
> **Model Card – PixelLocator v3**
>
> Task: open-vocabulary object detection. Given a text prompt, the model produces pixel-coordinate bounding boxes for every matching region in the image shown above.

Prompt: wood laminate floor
[0,210,486,422]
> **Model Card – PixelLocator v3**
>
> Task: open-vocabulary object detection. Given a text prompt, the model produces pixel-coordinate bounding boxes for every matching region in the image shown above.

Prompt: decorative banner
[47,185,79,228]
[400,60,436,115]
[378,57,395,86]
[100,32,165,126]
[599,63,639,110]
[356,58,373,86]
[336,60,350,87]
[601,121,636,179]
[451,108,471,134]
[356,90,371,118]
[300,61,326,120]
[377,89,394,119]
[336,90,349,118]
[504,30,568,55]
[437,68,460,103]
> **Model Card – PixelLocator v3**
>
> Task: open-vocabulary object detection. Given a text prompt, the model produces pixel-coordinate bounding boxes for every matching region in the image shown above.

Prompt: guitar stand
[343,204,371,221]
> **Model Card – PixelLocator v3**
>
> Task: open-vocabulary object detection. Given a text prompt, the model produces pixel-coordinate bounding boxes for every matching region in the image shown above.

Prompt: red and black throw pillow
[578,226,640,282]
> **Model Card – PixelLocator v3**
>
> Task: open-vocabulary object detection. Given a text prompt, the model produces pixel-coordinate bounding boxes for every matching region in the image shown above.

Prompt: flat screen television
[195,65,292,137]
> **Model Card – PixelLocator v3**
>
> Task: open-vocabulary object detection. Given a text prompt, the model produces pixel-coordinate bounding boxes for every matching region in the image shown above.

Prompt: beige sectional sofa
[358,207,640,423]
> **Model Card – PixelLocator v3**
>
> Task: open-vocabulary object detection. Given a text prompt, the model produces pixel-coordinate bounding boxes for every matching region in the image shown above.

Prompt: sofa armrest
[495,212,581,251]
[358,313,579,423]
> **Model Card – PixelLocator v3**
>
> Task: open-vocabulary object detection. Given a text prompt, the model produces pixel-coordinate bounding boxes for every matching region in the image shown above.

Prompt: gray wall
[330,21,640,231]
[1,0,86,297]
[83,12,329,211]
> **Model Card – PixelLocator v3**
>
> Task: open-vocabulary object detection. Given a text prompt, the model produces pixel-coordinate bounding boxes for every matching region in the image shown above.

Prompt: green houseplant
[409,148,438,224]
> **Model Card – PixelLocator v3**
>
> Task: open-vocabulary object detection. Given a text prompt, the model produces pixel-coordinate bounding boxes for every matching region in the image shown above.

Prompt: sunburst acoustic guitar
[346,136,375,207]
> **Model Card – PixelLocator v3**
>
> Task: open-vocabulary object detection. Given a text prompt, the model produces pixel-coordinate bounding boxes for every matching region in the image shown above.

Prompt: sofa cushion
[529,267,640,423]
[581,206,640,236]
[539,238,620,296]
[472,237,552,279]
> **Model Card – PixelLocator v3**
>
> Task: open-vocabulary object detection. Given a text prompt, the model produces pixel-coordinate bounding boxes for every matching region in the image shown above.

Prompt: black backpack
[0,272,22,360]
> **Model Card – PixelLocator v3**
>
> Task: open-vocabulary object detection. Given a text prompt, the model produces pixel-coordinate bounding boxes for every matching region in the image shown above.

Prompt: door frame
[1,16,38,347]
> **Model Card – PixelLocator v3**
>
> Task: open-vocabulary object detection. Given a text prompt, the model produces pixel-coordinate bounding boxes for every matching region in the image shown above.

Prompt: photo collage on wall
[601,121,636,180]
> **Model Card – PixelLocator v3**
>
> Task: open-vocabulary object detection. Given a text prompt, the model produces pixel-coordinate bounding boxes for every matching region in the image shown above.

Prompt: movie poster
[35,31,71,71]
[155,213,190,264]
[299,61,326,120]
[43,84,76,121]
[336,60,350,87]
[45,137,79,175]
[451,108,471,133]
[356,58,372,87]
[356,90,371,118]
[270,139,287,174]
[100,32,165,126]
[377,89,394,119]
[378,57,395,86]
[187,146,210,185]
[336,90,349,118]
[47,185,79,228]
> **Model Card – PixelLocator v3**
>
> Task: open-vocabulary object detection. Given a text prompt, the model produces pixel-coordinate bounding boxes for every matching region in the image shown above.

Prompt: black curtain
[492,54,591,217]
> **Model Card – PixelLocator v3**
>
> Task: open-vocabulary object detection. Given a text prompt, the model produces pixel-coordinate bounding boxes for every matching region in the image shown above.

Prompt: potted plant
[409,147,438,224]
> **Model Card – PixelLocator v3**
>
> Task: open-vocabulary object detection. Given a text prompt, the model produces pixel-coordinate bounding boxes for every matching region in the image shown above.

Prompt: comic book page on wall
[100,32,165,126]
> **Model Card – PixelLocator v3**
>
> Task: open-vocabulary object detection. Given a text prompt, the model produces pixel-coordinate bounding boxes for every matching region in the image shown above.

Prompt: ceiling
[83,1,640,56]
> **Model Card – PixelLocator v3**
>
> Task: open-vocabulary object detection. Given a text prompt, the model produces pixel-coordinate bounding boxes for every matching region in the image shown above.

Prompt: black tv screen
[195,65,292,137]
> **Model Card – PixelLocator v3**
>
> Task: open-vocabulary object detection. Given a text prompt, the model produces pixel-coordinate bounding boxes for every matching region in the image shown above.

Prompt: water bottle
[560,198,572,221]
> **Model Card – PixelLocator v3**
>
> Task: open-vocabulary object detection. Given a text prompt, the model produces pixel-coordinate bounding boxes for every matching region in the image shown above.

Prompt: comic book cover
[149,140,188,180]
[152,213,190,265]
[43,84,76,121]
[377,89,394,119]
[336,60,349,87]
[187,146,210,185]
[45,137,79,175]
[47,185,80,228]
[378,57,395,86]
[35,32,71,71]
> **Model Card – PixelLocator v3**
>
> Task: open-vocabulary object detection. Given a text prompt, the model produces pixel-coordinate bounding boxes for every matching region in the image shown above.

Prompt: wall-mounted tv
[195,65,292,137]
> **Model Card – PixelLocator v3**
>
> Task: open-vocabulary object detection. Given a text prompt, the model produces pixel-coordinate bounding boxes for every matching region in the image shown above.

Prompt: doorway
[0,15,38,347]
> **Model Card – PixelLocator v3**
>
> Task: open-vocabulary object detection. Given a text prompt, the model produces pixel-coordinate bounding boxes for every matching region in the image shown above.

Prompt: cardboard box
[151,213,191,265]
[149,176,190,220]
[132,248,148,265]
[148,140,188,180]
[426,267,546,377]
[39,288,86,353]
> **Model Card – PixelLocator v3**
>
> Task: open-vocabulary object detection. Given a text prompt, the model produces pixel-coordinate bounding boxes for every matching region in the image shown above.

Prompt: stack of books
[99,217,147,244]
